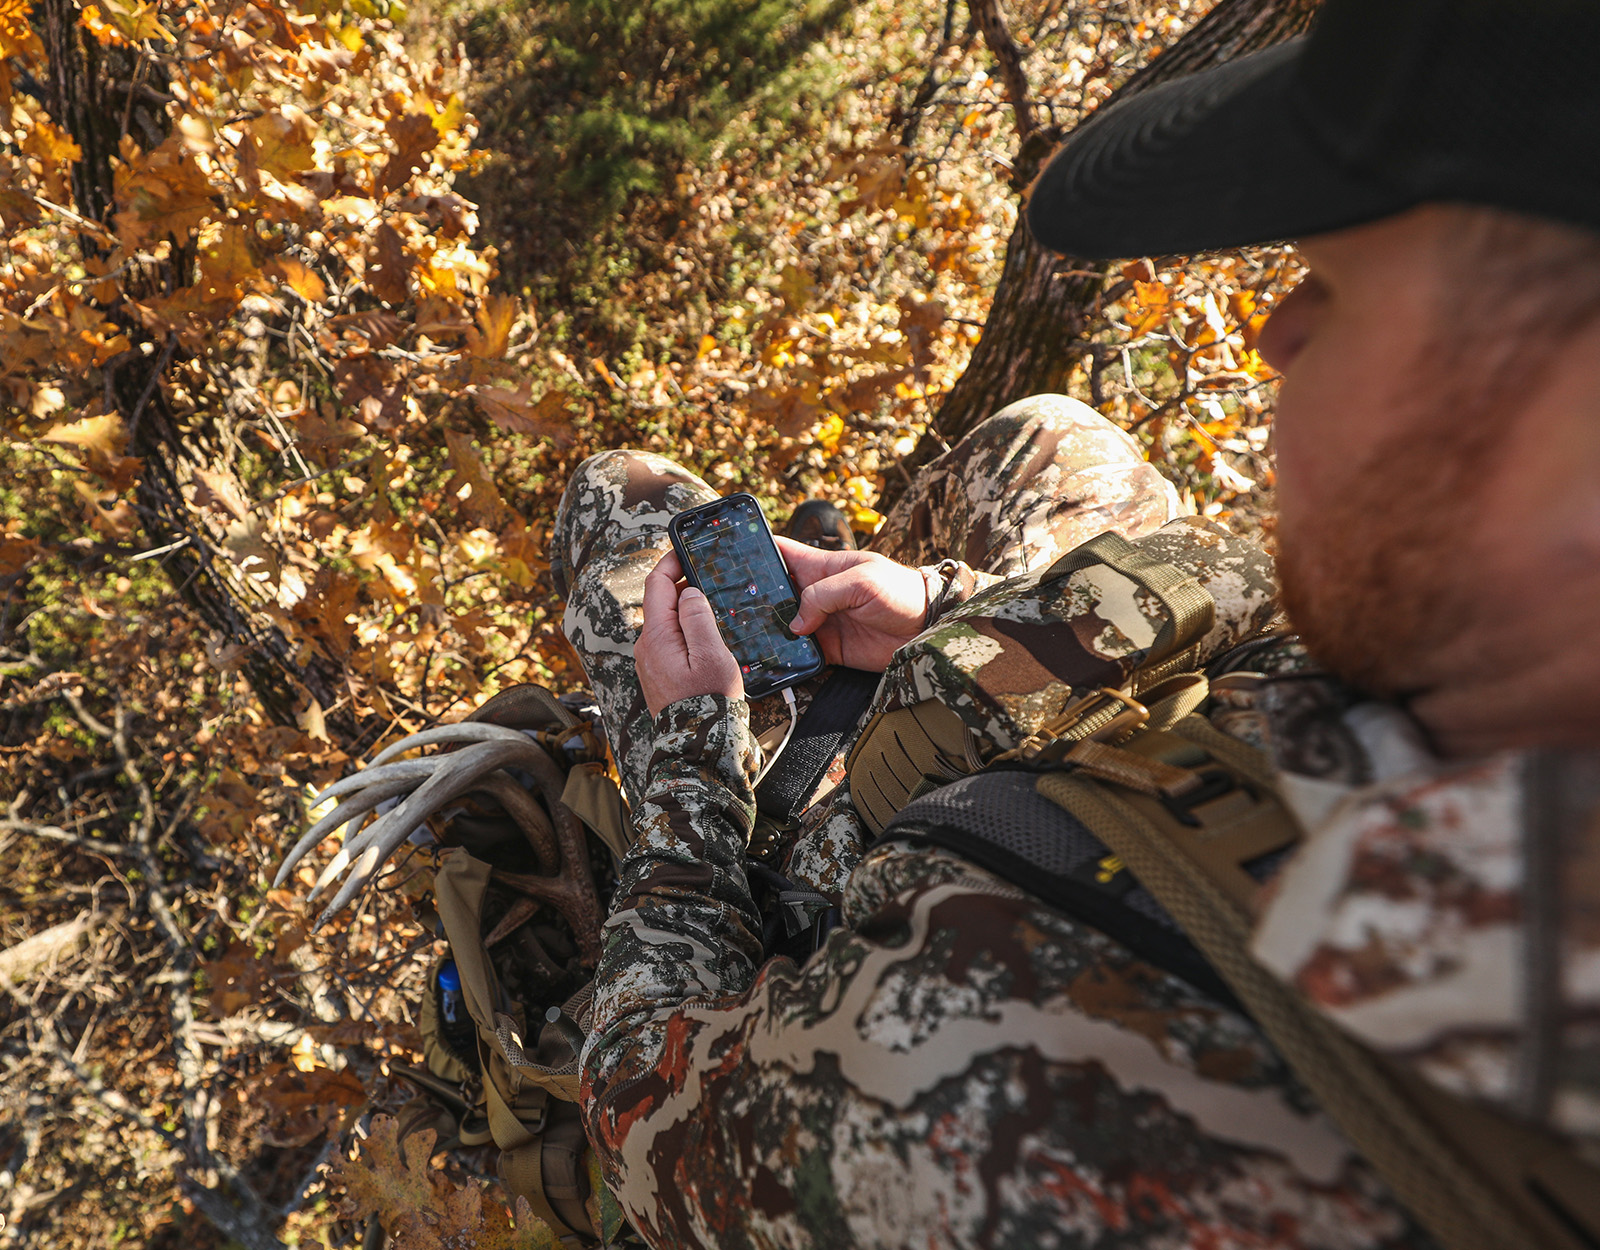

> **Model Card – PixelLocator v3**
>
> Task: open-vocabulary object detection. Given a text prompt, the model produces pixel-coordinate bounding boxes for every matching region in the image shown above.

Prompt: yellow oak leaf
[248,107,316,180]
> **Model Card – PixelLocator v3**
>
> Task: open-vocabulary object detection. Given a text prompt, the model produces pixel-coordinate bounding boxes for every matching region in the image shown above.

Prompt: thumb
[790,573,861,635]
[677,588,730,662]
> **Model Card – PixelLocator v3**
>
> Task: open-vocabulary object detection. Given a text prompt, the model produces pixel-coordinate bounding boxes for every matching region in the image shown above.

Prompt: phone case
[667,494,824,699]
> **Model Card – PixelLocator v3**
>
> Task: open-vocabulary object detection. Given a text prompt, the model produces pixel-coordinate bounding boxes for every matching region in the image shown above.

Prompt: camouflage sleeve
[583,764,1429,1250]
[585,692,765,1044]
[920,558,1005,624]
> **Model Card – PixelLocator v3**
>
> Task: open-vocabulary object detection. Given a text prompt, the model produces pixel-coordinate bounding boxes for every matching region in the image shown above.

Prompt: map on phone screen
[675,501,821,694]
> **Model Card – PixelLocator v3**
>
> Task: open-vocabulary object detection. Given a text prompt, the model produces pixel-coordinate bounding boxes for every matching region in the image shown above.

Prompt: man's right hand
[778,537,931,671]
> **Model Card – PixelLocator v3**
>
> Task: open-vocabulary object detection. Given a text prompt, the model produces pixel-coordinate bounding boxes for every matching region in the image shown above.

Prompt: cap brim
[1027,40,1409,259]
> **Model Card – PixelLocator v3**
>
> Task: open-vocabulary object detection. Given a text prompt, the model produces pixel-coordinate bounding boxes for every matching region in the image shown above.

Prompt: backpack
[846,522,1600,1250]
[283,683,632,1243]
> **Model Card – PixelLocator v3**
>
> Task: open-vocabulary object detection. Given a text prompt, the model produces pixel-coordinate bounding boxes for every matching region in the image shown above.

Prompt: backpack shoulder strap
[1040,721,1590,1250]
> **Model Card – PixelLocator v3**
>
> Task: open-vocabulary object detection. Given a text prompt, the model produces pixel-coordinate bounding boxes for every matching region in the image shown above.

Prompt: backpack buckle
[1158,768,1238,827]
[1011,687,1150,763]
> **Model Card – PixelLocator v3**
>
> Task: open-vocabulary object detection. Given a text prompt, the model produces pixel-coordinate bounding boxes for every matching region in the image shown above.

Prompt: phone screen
[670,495,824,699]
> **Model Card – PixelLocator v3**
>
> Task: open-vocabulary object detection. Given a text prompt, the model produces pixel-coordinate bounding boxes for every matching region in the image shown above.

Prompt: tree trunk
[893,0,1320,499]
[37,0,351,733]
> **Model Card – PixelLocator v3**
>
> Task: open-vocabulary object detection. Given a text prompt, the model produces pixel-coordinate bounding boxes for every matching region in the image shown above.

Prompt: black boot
[784,500,857,551]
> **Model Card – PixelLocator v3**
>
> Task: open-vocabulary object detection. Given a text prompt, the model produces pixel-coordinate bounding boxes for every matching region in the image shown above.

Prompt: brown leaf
[191,465,251,521]
[203,940,270,1019]
[113,133,215,250]
[291,568,364,659]
[41,413,127,459]
[327,309,406,352]
[444,430,512,529]
[399,192,479,238]
[471,386,578,448]
[366,223,412,305]
[377,112,439,196]
[291,404,366,448]
[0,526,46,579]
[254,1063,366,1149]
[334,1116,560,1250]
[897,293,946,381]
[72,480,138,538]
[832,366,911,415]
[248,107,316,180]
[296,699,331,744]
[332,1115,447,1229]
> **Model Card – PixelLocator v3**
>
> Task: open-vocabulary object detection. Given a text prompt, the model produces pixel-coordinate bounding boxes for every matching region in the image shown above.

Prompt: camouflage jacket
[581,519,1449,1248]
[581,516,1600,1249]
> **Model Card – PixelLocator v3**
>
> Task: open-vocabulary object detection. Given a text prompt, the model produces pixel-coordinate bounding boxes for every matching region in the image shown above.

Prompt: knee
[978,393,1132,449]
[561,448,657,502]
[551,449,710,598]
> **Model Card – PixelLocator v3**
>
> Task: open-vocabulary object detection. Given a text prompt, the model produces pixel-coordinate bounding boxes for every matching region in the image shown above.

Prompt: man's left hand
[637,550,745,718]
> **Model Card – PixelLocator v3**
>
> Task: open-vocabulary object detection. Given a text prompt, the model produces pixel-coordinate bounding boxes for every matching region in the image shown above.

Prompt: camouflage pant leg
[871,392,1187,576]
[550,450,723,810]
[783,396,1187,895]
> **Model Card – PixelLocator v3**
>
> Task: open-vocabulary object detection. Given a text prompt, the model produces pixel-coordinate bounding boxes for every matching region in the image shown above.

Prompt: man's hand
[637,550,744,718]
[778,537,929,671]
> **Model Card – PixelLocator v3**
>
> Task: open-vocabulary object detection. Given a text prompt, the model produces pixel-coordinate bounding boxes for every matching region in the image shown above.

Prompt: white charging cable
[753,686,800,787]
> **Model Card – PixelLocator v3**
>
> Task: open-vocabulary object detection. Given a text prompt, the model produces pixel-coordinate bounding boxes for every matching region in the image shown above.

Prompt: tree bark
[36,0,351,732]
[892,0,1321,499]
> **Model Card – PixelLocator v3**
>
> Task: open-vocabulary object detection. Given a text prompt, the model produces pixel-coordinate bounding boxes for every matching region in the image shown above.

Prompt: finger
[652,547,684,584]
[677,587,732,665]
[642,558,683,636]
[789,568,870,636]
[774,535,850,587]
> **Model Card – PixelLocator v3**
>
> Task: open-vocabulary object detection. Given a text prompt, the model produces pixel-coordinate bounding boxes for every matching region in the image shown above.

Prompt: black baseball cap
[1026,0,1600,259]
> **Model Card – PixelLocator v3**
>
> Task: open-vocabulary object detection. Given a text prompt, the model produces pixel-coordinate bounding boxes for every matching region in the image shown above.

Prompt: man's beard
[1275,415,1486,703]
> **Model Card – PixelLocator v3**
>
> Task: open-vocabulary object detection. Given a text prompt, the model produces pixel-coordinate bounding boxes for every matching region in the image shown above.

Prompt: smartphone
[667,493,825,700]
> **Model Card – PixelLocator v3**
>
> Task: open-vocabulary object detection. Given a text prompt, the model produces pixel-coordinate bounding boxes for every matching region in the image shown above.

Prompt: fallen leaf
[272,257,328,304]
[367,223,412,305]
[444,430,512,529]
[378,112,439,195]
[470,386,578,448]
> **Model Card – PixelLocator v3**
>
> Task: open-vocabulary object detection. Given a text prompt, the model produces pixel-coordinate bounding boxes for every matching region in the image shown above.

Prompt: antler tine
[366,721,531,770]
[311,737,573,927]
[307,757,440,812]
[274,773,421,888]
[482,740,604,966]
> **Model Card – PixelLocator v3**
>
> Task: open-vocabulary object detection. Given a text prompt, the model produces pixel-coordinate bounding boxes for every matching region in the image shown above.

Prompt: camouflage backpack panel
[853,516,1278,796]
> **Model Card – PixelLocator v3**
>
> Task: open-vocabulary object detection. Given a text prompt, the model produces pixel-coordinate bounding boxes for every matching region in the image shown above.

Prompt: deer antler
[279,719,606,965]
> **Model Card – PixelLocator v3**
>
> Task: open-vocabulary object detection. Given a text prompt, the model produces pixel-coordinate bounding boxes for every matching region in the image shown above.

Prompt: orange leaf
[272,257,328,304]
[248,108,316,179]
[469,293,518,359]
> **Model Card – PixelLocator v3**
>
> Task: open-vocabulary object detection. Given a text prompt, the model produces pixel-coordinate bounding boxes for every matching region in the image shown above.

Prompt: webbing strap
[500,1139,582,1241]
[755,667,881,825]
[1046,531,1214,665]
[1038,758,1560,1250]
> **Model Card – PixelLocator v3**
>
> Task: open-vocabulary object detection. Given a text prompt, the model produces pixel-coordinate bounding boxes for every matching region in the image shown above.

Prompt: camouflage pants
[550,393,1184,814]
